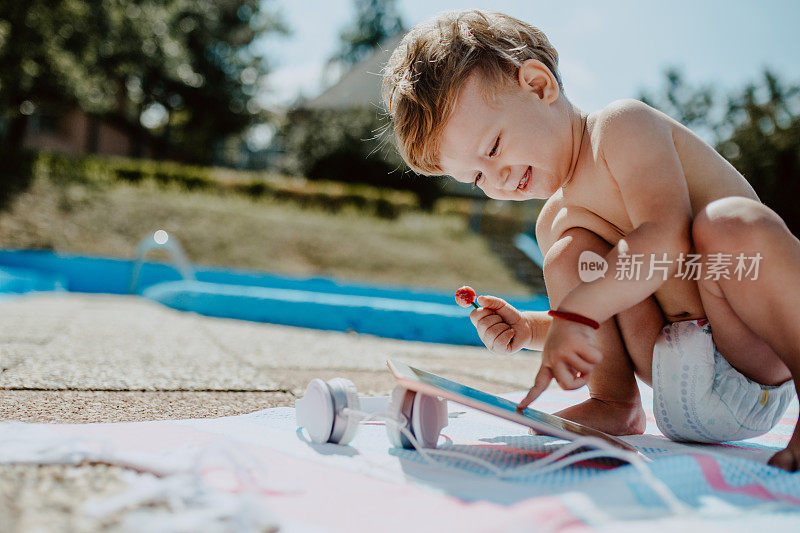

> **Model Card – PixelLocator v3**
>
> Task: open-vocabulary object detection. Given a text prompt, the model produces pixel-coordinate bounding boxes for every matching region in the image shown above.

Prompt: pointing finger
[517,365,553,410]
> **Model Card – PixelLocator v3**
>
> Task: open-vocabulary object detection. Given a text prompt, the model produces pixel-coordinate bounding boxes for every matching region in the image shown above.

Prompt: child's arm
[556,100,693,324]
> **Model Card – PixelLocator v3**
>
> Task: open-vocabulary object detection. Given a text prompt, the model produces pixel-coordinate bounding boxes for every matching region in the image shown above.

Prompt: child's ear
[518,59,560,104]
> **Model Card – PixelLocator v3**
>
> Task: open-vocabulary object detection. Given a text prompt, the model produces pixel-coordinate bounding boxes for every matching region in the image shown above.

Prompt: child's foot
[552,397,646,436]
[768,436,800,472]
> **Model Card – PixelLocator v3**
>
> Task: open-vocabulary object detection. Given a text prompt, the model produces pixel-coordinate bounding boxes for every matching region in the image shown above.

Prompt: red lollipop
[455,286,479,309]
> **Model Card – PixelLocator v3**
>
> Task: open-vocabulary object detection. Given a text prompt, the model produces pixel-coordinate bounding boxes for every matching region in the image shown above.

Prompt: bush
[4,150,419,219]
[275,107,444,210]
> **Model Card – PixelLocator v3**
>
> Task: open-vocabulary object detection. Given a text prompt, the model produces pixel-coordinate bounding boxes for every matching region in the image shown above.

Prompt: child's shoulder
[589,98,679,178]
[591,98,674,149]
[535,100,682,250]
[587,98,675,153]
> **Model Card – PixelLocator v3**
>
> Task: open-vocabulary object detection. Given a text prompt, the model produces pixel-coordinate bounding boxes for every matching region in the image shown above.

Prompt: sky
[250,1,800,145]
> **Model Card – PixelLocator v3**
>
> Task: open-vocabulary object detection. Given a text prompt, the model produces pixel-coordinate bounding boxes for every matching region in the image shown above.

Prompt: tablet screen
[402,363,575,431]
[387,359,638,452]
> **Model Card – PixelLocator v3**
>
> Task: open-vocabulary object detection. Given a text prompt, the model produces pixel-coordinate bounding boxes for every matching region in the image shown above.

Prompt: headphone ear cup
[386,386,416,448]
[411,393,448,449]
[327,378,361,445]
[295,378,336,444]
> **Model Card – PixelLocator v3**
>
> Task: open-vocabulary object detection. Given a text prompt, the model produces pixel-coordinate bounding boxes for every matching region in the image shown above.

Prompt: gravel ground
[0,292,542,531]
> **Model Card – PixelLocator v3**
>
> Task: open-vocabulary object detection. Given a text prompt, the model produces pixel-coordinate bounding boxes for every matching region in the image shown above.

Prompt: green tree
[275,107,442,209]
[718,72,800,235]
[641,69,800,235]
[275,0,439,208]
[332,0,404,67]
[640,68,718,139]
[0,0,285,163]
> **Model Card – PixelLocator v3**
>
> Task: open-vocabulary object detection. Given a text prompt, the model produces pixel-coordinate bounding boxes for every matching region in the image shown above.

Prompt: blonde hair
[382,10,562,175]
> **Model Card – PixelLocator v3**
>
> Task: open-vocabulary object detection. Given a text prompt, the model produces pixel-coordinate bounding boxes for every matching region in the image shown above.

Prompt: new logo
[578,251,608,282]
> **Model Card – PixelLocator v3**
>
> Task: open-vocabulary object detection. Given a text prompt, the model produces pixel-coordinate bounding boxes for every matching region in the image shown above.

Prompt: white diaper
[652,319,795,443]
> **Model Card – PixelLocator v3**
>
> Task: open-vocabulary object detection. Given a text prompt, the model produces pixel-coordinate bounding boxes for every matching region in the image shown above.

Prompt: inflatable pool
[0,249,548,345]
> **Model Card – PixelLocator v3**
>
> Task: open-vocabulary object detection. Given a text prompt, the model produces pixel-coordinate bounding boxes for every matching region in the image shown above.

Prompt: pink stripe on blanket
[693,454,800,504]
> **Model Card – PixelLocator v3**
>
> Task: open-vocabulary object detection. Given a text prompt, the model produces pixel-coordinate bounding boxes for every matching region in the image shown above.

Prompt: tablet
[387,359,641,455]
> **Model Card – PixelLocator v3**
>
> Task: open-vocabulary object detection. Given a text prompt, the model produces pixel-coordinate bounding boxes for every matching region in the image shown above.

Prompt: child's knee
[693,197,790,252]
[543,227,612,305]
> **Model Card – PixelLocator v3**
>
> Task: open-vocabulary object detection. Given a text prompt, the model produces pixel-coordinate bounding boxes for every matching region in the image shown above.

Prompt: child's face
[438,65,574,200]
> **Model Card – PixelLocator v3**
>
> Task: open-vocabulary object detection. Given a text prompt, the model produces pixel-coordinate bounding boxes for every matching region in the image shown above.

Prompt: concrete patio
[0,292,542,531]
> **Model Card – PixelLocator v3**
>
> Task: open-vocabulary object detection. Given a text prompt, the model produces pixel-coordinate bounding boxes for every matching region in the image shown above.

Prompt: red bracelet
[548,309,601,330]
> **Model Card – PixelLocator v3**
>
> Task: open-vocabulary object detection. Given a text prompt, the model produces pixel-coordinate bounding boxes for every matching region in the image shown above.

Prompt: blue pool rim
[0,249,549,346]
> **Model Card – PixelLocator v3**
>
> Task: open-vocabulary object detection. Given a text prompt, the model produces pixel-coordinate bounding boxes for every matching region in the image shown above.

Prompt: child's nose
[497,167,516,191]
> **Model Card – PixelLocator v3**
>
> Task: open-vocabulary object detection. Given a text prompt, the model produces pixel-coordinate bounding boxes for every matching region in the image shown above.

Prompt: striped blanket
[2,382,798,531]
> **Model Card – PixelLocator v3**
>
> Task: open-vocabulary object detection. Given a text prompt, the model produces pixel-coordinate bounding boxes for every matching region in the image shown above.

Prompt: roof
[304,35,403,111]
[301,35,488,199]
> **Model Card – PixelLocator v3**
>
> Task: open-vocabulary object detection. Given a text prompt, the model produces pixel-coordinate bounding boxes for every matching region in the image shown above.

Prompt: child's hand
[469,295,532,355]
[517,318,602,409]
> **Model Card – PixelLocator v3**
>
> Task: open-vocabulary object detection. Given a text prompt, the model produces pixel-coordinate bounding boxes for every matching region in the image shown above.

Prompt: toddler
[382,10,800,471]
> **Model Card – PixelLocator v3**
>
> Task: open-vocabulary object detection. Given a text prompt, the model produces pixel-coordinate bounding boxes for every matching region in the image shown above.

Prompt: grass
[0,176,534,297]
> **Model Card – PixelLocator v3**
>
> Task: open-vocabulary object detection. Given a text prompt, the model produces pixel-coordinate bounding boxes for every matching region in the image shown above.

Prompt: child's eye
[489,136,500,157]
[472,172,482,189]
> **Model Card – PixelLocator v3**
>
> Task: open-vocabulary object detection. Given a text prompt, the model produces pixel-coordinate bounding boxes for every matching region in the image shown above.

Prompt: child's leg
[542,227,665,435]
[693,196,800,471]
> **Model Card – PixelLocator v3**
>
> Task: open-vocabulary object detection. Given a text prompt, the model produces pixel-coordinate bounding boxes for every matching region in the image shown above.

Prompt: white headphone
[294,378,449,449]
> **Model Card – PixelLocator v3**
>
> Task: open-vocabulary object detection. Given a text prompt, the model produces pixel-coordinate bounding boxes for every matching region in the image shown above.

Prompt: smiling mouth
[517,166,532,190]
